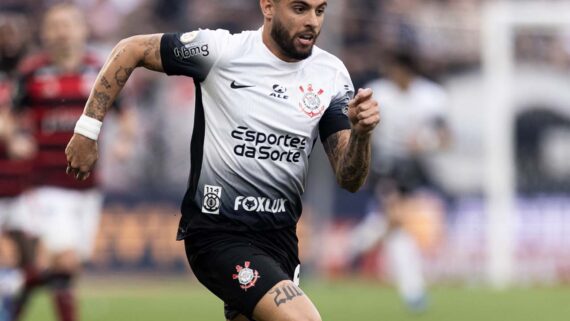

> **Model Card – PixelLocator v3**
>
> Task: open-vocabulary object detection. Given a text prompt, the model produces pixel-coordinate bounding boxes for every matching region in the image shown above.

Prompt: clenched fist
[65,134,99,181]
[347,88,380,135]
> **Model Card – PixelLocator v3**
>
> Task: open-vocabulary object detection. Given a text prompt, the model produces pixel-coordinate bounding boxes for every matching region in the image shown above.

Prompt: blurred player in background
[0,10,31,77]
[351,51,449,312]
[0,66,25,321]
[65,0,380,320]
[10,4,135,321]
[0,11,33,321]
[0,99,28,321]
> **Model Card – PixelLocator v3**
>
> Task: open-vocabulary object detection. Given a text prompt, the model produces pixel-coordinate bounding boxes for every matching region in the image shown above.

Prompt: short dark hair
[387,50,418,74]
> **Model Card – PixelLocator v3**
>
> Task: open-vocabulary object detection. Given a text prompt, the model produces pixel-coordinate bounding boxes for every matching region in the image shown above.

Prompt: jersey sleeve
[318,67,354,142]
[422,82,449,129]
[160,29,230,81]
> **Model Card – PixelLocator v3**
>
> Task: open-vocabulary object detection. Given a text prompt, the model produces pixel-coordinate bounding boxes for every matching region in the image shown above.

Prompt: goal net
[482,1,570,288]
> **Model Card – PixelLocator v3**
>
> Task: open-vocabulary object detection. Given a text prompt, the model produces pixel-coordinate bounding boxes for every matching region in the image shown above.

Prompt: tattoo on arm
[323,130,371,192]
[81,34,163,122]
[139,34,162,71]
[114,66,134,87]
[270,284,305,307]
[84,90,111,120]
[93,90,111,109]
[100,76,111,90]
[142,36,160,61]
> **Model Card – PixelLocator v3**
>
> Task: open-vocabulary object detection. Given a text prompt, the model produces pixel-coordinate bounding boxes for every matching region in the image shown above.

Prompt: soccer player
[351,51,450,312]
[66,1,380,320]
[10,4,133,321]
[0,12,33,321]
[0,70,27,321]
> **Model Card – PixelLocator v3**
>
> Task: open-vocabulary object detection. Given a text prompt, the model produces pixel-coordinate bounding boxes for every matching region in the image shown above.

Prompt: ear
[260,0,275,19]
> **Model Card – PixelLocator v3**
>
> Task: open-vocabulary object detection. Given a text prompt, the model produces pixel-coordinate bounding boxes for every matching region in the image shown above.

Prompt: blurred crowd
[3,0,570,72]
[2,0,570,202]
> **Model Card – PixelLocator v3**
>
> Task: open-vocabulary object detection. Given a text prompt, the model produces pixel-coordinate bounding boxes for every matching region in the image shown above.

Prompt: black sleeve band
[160,33,213,81]
[319,95,351,142]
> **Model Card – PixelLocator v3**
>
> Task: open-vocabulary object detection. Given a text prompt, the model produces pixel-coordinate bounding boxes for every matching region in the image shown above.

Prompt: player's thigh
[5,193,38,236]
[75,189,103,260]
[33,188,80,254]
[51,249,81,272]
[252,279,321,321]
[186,241,292,319]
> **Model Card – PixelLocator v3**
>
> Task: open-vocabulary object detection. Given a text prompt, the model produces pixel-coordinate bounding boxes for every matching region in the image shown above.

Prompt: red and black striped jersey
[13,52,106,190]
[0,143,31,198]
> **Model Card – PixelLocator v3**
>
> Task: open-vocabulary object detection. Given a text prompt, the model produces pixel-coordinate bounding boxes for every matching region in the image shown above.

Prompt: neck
[396,76,414,91]
[50,49,83,72]
[262,22,298,63]
[397,81,410,91]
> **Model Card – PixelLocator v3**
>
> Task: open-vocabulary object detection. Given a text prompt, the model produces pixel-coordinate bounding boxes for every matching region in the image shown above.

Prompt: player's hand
[348,88,380,136]
[65,134,98,181]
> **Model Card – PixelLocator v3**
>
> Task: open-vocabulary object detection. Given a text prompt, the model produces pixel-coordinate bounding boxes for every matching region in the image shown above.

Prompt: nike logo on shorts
[231,81,255,89]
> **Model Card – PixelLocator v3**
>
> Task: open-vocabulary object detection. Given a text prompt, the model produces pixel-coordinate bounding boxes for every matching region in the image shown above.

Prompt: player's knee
[52,250,81,273]
[261,313,321,321]
[49,272,74,290]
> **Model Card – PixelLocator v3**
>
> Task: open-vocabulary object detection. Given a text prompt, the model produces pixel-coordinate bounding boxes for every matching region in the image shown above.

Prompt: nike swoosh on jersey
[231,81,255,89]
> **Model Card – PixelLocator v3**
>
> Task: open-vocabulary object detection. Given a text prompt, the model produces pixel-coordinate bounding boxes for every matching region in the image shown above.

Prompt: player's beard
[271,17,317,61]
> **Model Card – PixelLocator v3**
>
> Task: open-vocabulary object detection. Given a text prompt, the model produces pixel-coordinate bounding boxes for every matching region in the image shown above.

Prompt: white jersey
[365,77,447,163]
[160,28,354,238]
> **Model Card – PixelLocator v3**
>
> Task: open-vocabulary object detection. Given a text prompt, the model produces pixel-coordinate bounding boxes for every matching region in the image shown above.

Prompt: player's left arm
[6,75,37,160]
[323,88,379,193]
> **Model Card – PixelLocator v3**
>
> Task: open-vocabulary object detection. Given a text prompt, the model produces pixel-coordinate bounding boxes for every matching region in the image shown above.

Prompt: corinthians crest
[299,84,325,118]
[232,261,260,291]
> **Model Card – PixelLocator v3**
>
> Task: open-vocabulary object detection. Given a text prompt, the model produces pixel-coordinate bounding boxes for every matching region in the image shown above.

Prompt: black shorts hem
[185,238,293,319]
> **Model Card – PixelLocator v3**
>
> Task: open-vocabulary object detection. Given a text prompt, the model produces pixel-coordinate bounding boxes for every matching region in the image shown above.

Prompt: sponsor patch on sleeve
[180,31,199,44]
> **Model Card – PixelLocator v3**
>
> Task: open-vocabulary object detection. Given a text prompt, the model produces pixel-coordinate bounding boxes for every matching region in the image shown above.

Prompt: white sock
[385,229,426,304]
[349,212,388,257]
[0,268,23,321]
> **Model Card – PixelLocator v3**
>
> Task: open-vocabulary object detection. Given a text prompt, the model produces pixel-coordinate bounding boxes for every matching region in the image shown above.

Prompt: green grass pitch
[22,276,569,321]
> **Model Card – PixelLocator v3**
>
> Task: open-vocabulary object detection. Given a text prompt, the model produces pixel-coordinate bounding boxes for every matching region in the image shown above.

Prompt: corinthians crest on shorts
[299,84,325,118]
[232,261,260,291]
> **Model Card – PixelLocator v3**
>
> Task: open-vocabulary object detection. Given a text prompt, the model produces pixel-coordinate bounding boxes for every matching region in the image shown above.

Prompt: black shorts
[184,229,300,320]
[375,157,433,195]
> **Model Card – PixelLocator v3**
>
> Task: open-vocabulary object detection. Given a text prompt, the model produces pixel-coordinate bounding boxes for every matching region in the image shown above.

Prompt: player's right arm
[67,30,229,180]
[82,34,164,121]
[65,34,164,180]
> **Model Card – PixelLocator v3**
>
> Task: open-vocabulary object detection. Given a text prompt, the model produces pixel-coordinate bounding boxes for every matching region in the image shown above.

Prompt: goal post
[482,1,570,289]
